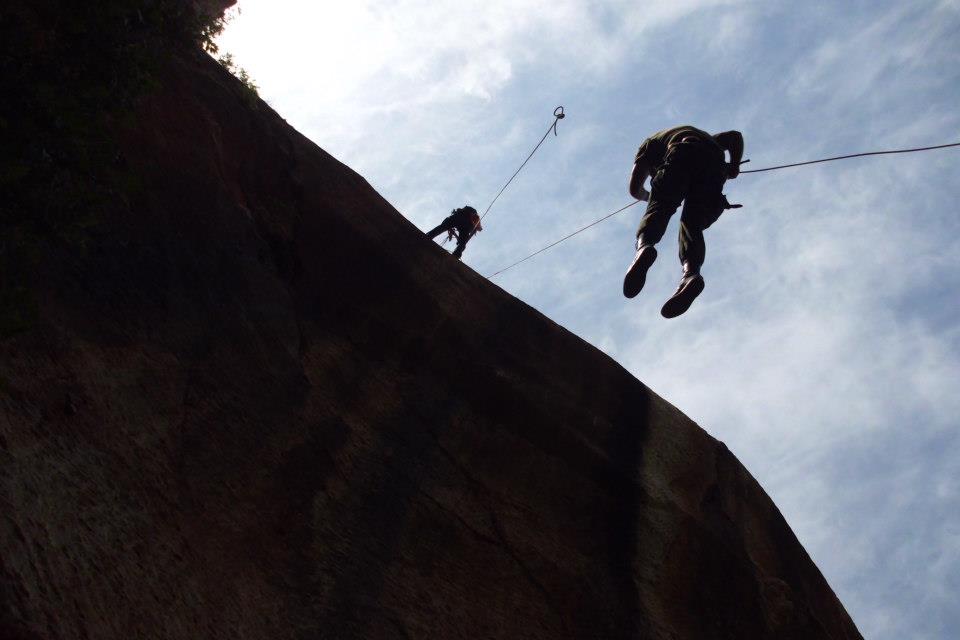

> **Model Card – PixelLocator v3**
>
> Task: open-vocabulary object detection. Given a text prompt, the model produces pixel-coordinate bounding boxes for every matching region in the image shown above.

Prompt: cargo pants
[635,138,727,270]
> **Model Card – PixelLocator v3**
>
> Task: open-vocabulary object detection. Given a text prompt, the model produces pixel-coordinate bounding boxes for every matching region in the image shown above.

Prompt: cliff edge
[0,29,862,640]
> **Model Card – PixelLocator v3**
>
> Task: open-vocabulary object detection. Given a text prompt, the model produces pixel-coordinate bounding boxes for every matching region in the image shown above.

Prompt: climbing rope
[741,141,960,173]
[487,201,641,278]
[472,107,565,234]
[487,140,960,279]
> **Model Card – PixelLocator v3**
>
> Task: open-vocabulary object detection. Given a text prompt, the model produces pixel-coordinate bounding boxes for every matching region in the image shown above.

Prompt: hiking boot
[661,270,705,318]
[623,245,657,298]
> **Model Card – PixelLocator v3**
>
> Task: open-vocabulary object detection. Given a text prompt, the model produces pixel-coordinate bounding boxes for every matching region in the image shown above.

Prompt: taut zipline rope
[740,141,960,173]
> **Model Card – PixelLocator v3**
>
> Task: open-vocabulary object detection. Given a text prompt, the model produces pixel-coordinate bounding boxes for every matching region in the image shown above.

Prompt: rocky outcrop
[0,41,862,640]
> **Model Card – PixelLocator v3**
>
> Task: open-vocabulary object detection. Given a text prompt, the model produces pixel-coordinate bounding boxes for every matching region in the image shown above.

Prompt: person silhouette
[426,206,482,260]
[623,125,744,317]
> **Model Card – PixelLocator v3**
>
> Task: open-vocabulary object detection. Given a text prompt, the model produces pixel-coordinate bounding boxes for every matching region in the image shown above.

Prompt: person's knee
[641,199,681,232]
[650,180,685,213]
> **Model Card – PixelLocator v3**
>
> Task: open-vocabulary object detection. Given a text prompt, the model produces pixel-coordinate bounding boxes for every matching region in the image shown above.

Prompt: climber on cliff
[622,125,744,318]
[426,206,482,260]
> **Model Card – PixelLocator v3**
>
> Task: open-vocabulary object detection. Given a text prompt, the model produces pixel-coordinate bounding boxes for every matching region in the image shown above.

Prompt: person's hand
[726,162,740,179]
[634,186,650,202]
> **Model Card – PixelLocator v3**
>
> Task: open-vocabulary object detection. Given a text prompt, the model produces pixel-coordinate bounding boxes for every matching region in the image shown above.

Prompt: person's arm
[628,157,651,201]
[714,130,744,179]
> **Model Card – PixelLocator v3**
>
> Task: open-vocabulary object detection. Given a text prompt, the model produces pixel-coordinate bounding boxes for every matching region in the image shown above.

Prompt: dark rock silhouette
[0,11,862,640]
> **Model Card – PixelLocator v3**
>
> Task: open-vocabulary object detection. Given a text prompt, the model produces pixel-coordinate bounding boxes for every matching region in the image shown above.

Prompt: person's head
[460,205,481,231]
[454,205,477,221]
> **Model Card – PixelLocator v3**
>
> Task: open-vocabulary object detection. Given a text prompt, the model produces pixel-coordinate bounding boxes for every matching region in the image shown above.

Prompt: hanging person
[622,125,744,318]
[426,206,482,260]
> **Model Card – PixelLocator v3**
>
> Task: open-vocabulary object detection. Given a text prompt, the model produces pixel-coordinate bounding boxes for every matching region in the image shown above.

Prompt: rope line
[487,201,641,278]
[474,107,565,232]
[741,141,960,173]
[487,140,960,279]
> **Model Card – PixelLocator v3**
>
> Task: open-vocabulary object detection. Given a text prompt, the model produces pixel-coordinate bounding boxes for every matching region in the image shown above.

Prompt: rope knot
[551,106,565,135]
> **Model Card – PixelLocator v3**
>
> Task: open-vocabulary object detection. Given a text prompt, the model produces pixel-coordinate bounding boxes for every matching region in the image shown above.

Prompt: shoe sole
[661,276,705,318]
[623,247,657,298]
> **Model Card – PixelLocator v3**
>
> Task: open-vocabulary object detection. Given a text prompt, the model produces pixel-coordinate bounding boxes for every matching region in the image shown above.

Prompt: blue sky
[217,2,960,637]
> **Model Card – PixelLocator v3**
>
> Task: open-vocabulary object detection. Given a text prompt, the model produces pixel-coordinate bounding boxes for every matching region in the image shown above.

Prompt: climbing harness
[472,106,565,234]
[487,140,960,279]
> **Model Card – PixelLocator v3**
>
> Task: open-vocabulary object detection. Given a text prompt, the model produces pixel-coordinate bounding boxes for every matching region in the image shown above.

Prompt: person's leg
[677,158,724,270]
[678,219,706,271]
[451,223,472,259]
[624,146,691,298]
[426,215,456,239]
[635,164,688,246]
[661,159,725,318]
[659,216,707,318]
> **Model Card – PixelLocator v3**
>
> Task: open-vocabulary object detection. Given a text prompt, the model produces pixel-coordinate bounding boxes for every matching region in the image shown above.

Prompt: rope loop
[551,106,565,135]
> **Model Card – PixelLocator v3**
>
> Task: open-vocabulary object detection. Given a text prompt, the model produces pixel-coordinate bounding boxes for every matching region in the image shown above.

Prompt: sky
[216,2,960,637]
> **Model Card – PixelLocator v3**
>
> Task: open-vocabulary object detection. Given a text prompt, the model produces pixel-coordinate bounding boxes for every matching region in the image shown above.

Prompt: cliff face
[0,44,862,640]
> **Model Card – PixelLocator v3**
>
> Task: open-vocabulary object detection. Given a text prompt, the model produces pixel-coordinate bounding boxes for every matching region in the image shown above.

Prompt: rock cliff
[0,20,862,640]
